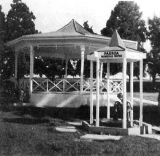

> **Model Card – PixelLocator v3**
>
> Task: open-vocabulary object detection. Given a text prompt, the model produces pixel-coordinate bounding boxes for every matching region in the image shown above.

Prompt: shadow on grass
[1,104,160,126]
[122,105,160,126]
[3,117,50,125]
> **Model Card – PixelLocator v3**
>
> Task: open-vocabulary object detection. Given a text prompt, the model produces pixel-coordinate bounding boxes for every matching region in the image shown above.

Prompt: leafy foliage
[17,52,30,79]
[1,0,39,80]
[82,21,97,78]
[0,6,15,81]
[148,16,160,48]
[101,1,147,78]
[67,60,77,78]
[6,0,38,41]
[147,15,160,84]
[101,1,146,50]
[0,6,5,78]
[34,57,65,79]
[0,47,15,80]
[83,21,95,34]
[0,6,6,42]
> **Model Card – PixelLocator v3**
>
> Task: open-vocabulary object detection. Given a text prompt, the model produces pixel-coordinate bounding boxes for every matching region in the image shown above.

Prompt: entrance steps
[152,126,160,134]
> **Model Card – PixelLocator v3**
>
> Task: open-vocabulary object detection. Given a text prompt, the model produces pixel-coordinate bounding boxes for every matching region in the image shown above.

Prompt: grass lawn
[133,92,159,102]
[1,78,160,156]
[0,94,160,155]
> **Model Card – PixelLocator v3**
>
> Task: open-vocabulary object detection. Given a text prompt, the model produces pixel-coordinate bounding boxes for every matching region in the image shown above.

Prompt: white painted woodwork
[100,63,103,82]
[96,57,100,127]
[123,58,127,129]
[65,55,68,78]
[29,45,34,95]
[63,55,68,92]
[90,60,94,124]
[140,60,143,126]
[80,45,85,94]
[107,62,110,119]
[130,62,134,126]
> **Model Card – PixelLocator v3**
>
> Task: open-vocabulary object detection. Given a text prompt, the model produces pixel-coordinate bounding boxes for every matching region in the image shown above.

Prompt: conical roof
[97,30,126,52]
[22,19,103,38]
[56,19,91,35]
[108,30,126,49]
[6,20,138,51]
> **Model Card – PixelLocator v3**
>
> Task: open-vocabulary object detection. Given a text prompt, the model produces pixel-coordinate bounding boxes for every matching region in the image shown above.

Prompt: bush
[1,80,19,103]
[127,81,160,92]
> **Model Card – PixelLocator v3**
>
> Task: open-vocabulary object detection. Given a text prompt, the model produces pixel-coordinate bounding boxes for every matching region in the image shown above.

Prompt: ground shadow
[3,117,50,125]
[12,106,46,118]
[1,104,160,126]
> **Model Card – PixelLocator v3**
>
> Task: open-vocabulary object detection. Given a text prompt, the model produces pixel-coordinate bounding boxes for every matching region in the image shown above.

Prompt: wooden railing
[19,78,123,94]
[32,78,81,93]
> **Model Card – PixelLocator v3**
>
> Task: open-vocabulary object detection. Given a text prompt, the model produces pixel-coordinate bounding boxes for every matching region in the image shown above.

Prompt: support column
[96,57,100,127]
[123,58,127,128]
[80,45,85,94]
[65,54,68,78]
[130,62,134,126]
[140,60,143,126]
[90,60,93,124]
[107,62,110,119]
[63,54,68,92]
[100,62,103,82]
[15,50,18,79]
[29,45,34,96]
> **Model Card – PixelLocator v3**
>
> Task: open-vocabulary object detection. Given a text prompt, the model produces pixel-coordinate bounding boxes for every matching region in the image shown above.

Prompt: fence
[19,78,123,94]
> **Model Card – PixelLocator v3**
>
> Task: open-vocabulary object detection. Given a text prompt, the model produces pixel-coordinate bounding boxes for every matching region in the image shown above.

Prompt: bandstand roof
[87,30,146,62]
[6,19,139,59]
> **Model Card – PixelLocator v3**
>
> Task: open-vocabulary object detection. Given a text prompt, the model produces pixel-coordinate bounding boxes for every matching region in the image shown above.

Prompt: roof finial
[109,30,126,49]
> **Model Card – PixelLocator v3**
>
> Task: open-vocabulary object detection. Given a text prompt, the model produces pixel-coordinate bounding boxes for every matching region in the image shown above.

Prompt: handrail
[65,79,80,92]
[19,78,123,94]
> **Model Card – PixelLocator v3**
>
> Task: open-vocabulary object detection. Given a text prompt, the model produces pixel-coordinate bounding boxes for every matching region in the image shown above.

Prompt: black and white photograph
[0,0,160,155]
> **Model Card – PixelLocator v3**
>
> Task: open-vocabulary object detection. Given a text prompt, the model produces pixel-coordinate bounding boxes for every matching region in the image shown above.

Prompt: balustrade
[19,78,123,94]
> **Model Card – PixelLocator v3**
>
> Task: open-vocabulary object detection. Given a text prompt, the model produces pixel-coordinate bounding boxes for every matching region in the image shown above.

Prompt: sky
[1,0,160,51]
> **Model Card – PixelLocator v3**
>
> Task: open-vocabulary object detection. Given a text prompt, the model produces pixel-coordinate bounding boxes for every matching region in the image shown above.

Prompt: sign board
[99,51,125,59]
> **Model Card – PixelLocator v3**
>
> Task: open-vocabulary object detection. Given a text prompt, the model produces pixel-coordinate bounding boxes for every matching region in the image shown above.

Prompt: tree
[101,1,147,77]
[3,0,38,80]
[82,21,98,78]
[0,5,5,61]
[6,0,38,41]
[34,57,65,79]
[43,58,65,79]
[0,5,6,42]
[67,60,77,78]
[0,5,13,81]
[101,1,146,50]
[83,21,95,34]
[147,15,160,84]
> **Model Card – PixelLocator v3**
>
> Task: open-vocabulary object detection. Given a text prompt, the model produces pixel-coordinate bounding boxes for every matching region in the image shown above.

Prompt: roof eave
[6,35,110,47]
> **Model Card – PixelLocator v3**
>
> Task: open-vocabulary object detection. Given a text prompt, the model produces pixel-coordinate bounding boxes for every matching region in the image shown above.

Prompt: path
[109,94,158,106]
[133,97,158,106]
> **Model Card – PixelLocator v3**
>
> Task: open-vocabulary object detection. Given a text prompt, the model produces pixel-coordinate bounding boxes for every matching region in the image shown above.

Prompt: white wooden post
[65,54,68,78]
[29,45,34,96]
[123,58,127,128]
[80,45,85,94]
[107,62,110,119]
[15,50,18,79]
[90,60,94,124]
[130,62,134,126]
[96,57,100,127]
[63,54,68,92]
[140,60,143,126]
[100,62,103,82]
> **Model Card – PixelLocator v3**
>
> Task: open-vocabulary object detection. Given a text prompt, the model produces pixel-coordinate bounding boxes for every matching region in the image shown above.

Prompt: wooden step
[152,126,160,134]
